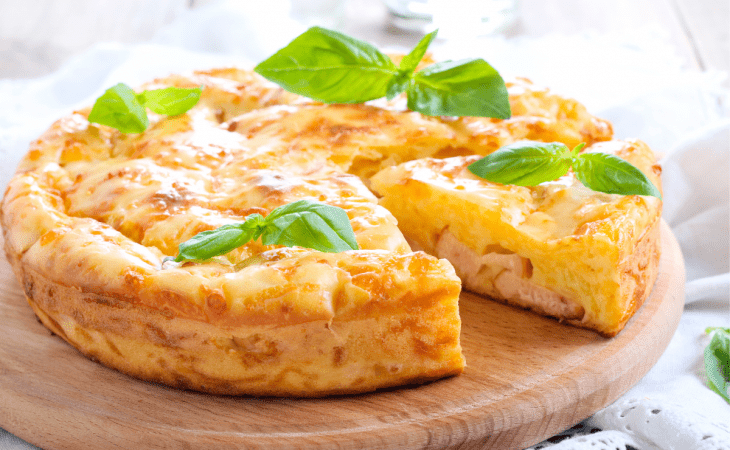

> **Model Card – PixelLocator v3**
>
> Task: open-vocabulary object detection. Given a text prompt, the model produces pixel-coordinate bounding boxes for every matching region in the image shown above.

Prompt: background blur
[0,0,727,80]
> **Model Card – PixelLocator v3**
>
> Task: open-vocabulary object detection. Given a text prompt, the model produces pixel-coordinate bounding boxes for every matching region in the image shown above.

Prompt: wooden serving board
[0,221,684,450]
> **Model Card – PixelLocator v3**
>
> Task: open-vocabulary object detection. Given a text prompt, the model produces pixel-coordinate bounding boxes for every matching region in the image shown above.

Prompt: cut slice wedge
[371,139,663,336]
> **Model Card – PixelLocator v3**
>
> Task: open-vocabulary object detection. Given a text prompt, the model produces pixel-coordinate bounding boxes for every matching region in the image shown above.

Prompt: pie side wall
[14,258,465,397]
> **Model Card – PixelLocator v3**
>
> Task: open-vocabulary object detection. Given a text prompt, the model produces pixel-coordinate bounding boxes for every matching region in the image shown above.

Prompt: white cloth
[0,2,728,448]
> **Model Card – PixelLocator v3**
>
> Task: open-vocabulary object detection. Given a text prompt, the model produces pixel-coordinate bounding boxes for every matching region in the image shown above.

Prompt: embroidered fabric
[525,424,645,450]
[528,396,730,450]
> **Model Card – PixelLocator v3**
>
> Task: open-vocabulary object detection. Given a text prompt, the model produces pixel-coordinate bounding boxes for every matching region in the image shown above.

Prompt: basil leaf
[409,58,511,118]
[261,199,359,252]
[140,86,202,116]
[174,218,264,262]
[255,27,510,119]
[386,30,438,101]
[573,152,662,199]
[705,327,730,404]
[399,30,438,74]
[468,141,572,186]
[386,72,412,101]
[88,83,148,134]
[89,83,203,133]
[171,201,358,263]
[254,26,397,103]
[468,141,662,199]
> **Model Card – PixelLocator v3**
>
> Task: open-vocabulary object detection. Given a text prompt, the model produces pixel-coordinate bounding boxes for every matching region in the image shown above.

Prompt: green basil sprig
[705,327,730,404]
[467,141,662,198]
[254,27,510,119]
[88,83,202,133]
[170,200,359,263]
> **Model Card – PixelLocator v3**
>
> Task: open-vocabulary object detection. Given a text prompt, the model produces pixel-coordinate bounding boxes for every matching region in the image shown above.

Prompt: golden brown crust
[1,65,636,395]
[589,216,661,337]
[18,254,463,396]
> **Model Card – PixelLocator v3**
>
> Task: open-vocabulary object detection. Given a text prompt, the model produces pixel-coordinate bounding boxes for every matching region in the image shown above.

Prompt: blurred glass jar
[383,0,518,37]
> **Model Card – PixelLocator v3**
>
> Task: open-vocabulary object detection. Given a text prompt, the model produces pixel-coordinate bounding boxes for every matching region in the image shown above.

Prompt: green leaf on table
[171,200,358,263]
[705,327,730,404]
[254,26,397,103]
[88,83,149,134]
[140,86,203,116]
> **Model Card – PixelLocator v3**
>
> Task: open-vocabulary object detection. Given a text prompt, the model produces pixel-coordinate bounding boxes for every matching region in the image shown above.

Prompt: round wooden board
[0,221,684,450]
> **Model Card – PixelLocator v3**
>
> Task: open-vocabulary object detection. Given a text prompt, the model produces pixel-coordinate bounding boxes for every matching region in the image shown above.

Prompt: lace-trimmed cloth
[529,397,730,450]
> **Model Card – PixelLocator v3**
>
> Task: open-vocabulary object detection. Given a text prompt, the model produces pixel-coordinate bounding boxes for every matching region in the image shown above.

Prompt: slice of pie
[371,139,662,336]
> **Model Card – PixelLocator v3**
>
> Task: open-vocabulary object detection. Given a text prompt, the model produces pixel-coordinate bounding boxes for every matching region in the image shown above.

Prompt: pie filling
[433,229,585,321]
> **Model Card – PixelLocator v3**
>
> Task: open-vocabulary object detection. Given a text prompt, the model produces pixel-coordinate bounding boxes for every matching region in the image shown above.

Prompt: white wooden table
[341,0,727,80]
[0,0,726,79]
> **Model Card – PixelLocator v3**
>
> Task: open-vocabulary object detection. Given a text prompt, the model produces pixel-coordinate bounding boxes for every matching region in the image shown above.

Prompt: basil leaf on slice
[261,199,359,252]
[409,58,511,119]
[573,152,662,198]
[467,141,662,198]
[170,200,358,263]
[254,26,397,104]
[174,218,264,262]
[468,141,572,186]
[140,86,203,116]
[88,83,149,134]
[705,327,730,404]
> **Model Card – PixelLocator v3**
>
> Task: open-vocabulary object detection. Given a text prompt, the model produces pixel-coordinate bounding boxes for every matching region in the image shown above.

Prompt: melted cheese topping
[224,77,613,180]
[2,63,636,395]
[3,68,616,329]
[372,140,661,244]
